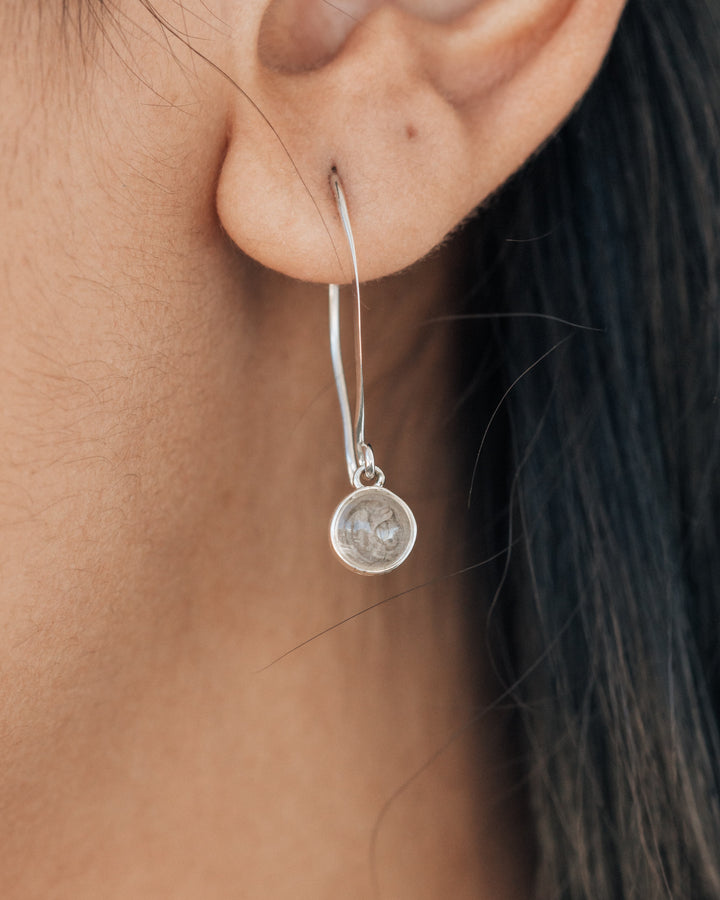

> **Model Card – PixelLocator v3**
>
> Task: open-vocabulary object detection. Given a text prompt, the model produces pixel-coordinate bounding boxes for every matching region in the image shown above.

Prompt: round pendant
[330,486,417,575]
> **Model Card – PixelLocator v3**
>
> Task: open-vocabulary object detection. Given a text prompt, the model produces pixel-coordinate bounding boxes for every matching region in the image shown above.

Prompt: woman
[1,0,718,896]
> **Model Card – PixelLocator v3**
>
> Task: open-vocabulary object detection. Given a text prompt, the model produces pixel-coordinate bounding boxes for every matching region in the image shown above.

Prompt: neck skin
[0,10,531,899]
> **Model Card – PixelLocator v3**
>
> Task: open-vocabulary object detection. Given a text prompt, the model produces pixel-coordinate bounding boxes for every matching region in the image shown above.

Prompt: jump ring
[353,464,385,489]
[358,442,375,480]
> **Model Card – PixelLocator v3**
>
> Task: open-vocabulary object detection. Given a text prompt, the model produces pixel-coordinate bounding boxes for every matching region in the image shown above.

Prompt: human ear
[215,0,626,284]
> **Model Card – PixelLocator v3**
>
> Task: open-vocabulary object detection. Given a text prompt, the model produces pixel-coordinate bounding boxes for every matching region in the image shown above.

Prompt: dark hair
[51,0,720,894]
[468,1,720,895]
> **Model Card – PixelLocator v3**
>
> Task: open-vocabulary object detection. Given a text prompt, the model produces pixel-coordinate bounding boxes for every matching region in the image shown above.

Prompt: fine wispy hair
[468,1,720,896]
[43,0,720,895]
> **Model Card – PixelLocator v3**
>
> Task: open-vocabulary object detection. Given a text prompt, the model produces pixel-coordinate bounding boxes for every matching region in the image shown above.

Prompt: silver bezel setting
[330,485,417,576]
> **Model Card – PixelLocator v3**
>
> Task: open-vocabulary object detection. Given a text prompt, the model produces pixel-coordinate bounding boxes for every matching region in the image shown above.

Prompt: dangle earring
[328,170,417,575]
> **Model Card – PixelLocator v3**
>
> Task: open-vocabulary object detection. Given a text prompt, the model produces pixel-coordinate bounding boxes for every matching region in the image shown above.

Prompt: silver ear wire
[328,169,372,486]
[328,170,417,575]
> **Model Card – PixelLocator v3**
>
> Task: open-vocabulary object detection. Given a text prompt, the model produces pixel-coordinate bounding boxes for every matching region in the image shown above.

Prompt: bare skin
[0,0,625,895]
[0,5,531,898]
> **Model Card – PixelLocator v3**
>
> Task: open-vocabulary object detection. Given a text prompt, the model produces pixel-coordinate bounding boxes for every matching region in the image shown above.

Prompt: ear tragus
[257,0,481,73]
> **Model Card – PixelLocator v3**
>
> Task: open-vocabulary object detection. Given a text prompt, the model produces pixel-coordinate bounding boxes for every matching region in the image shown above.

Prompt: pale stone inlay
[330,486,416,574]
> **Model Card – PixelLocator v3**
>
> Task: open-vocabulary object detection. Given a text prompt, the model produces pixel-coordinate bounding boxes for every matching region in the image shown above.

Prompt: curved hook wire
[328,170,371,485]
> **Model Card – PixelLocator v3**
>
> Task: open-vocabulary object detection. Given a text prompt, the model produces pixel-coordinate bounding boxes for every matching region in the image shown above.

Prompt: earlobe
[215,0,626,285]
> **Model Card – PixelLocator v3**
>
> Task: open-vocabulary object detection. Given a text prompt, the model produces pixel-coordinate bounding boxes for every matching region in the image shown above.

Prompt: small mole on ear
[405,124,418,140]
